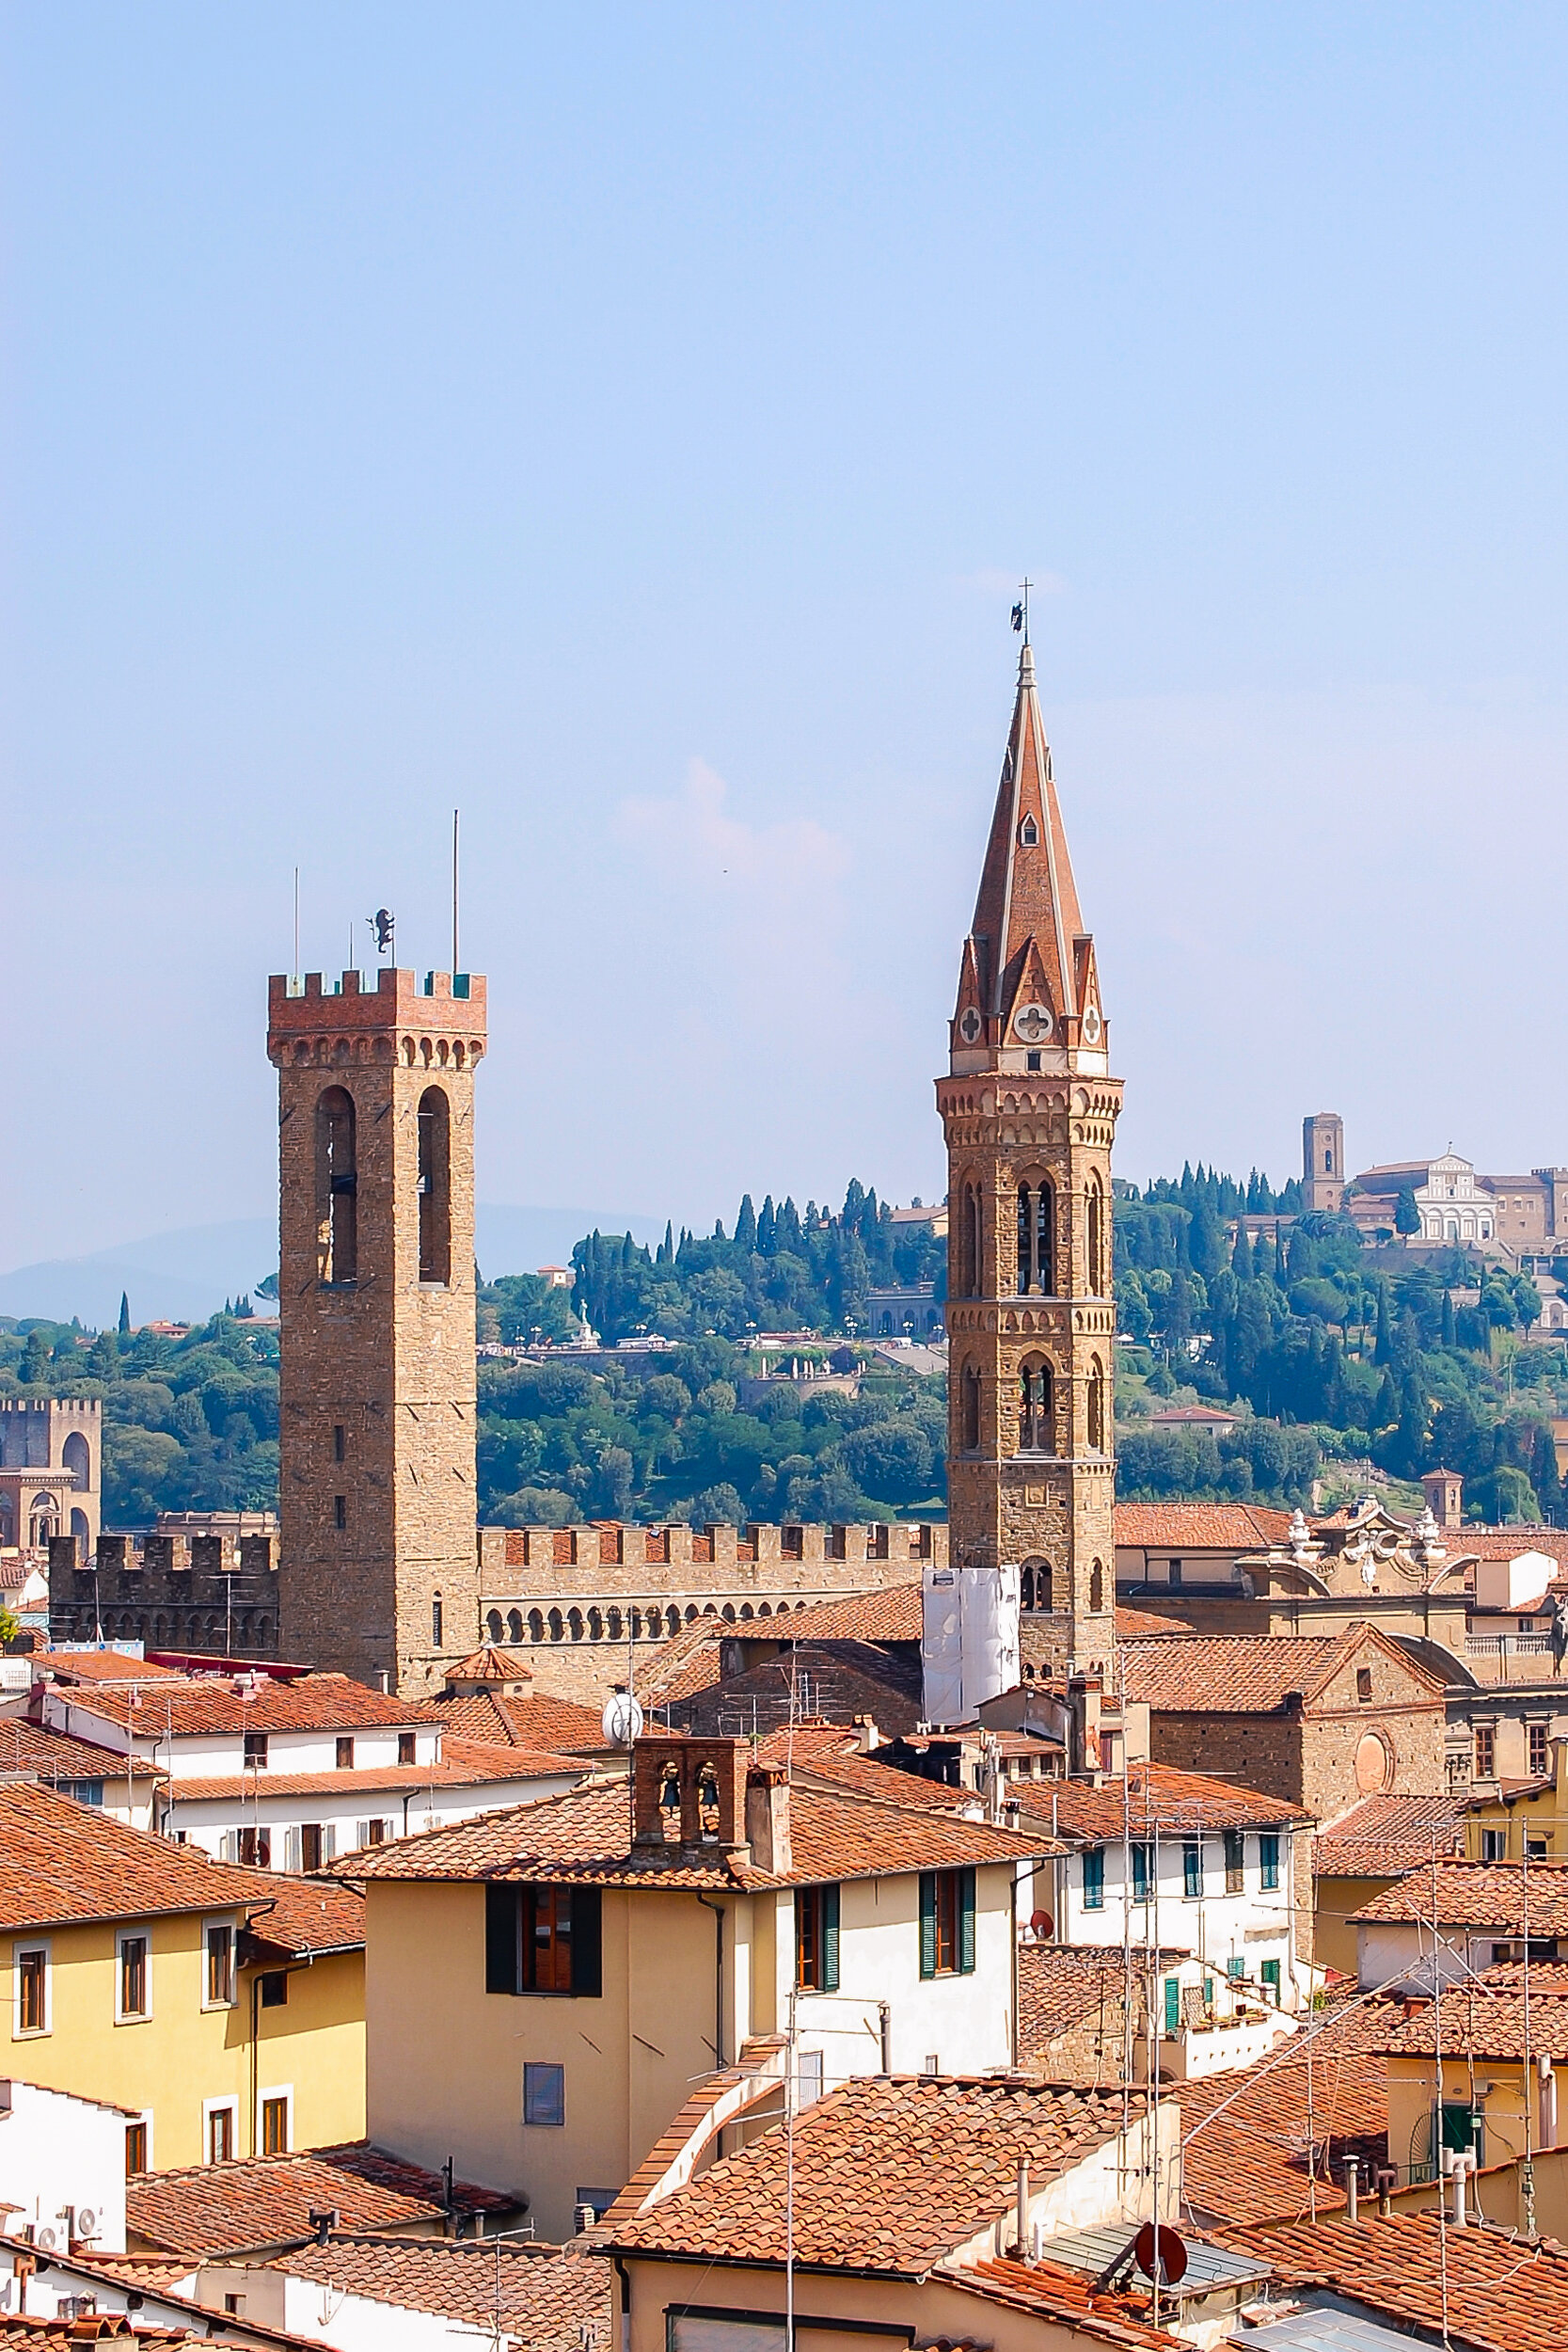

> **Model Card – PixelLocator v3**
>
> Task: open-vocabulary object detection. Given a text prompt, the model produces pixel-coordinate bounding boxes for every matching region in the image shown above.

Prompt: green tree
[118,1291,132,1335]
[1395,1186,1420,1236]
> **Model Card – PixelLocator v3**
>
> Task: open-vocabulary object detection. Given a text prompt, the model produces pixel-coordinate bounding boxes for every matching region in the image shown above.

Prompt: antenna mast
[452,808,460,972]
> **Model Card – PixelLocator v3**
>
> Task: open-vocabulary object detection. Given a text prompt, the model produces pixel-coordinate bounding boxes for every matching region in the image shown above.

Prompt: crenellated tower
[938,642,1121,1677]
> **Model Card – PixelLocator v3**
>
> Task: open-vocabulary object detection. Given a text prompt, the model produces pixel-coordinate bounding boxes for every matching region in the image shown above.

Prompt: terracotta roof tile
[65,1674,436,1738]
[761,1583,924,1644]
[1114,1503,1294,1550]
[1221,2209,1568,2351]
[1349,1857,1568,1932]
[38,1649,182,1682]
[126,2142,515,2257]
[1175,1995,1393,2229]
[1015,1762,1307,1841]
[444,1645,534,1681]
[0,2320,215,2348]
[331,1772,1056,1891]
[1119,1625,1449,1714]
[608,2075,1143,2273]
[1375,1980,1568,2058]
[0,1782,274,1933]
[1017,1944,1138,2063]
[167,1739,585,1804]
[0,1717,163,1785]
[949,2255,1180,2349]
[272,2237,612,2352]
[1114,1604,1189,1638]
[430,1687,609,1753]
[229,1869,366,1957]
[667,1641,922,1740]
[637,1620,725,1707]
[1312,1792,1472,1879]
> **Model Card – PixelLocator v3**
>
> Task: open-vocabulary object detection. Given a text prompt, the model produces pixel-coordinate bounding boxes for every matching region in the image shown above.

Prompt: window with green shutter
[1259,1835,1280,1891]
[1164,1976,1180,2034]
[1132,1843,1152,1904]
[1083,1847,1104,1910]
[919,1869,974,1977]
[1259,1958,1281,2005]
[796,1884,840,1991]
[1183,1840,1202,1899]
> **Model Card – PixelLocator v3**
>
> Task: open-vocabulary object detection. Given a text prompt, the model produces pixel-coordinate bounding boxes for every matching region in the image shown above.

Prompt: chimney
[1374,2166,1396,2217]
[1344,2156,1359,2221]
[1015,2156,1029,2251]
[745,1765,792,1876]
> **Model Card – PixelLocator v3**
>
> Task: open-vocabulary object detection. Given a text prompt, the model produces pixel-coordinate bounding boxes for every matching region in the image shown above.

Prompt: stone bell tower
[268,967,486,1694]
[938,642,1121,1677]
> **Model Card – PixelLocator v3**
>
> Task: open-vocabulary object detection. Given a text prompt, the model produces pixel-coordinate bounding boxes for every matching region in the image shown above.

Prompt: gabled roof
[1312,1793,1473,1879]
[1016,1761,1308,1841]
[269,2238,612,2352]
[229,1869,366,1958]
[0,1782,269,1932]
[1221,2210,1568,2352]
[37,1648,183,1683]
[1118,1625,1449,1715]
[166,1736,584,1804]
[330,1772,1056,1892]
[1348,1857,1568,1933]
[666,1639,922,1740]
[126,2142,515,2257]
[62,1673,437,1739]
[0,1715,163,1785]
[429,1686,610,1754]
[1374,1979,1568,2059]
[607,2074,1140,2274]
[754,1581,923,1645]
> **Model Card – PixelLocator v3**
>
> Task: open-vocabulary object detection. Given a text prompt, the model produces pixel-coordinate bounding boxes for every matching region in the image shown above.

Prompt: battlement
[266,966,487,1064]
[478,1518,942,1580]
[0,1398,101,1419]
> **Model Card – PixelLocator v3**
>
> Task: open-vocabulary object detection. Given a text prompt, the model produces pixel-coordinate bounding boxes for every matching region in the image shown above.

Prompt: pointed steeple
[953,643,1103,1069]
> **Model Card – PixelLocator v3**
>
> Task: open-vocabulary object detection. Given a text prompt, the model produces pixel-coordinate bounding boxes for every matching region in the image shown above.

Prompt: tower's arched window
[1017,1180,1053,1294]
[960,1361,981,1452]
[1021,1557,1048,1611]
[1018,1362,1053,1454]
[1089,1559,1105,1613]
[1086,1177,1105,1297]
[1087,1357,1106,1453]
[317,1087,357,1283]
[959,1182,981,1298]
[418,1088,451,1284]
[62,1431,91,1491]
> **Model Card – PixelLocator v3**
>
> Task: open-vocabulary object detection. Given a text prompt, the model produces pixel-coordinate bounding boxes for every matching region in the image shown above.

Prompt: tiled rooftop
[1175,1995,1393,2229]
[126,2142,515,2256]
[0,1715,163,1785]
[1223,2209,1568,2352]
[1015,1761,1307,1840]
[666,1639,922,1740]
[1312,1793,1472,1879]
[0,1782,271,1932]
[37,1648,183,1683]
[0,2320,221,2348]
[1119,1626,1447,1715]
[1114,1502,1294,1550]
[64,1673,437,1739]
[331,1770,1055,1891]
[1373,1979,1568,2058]
[429,1686,610,1754]
[167,1735,583,1803]
[607,2074,1142,2273]
[758,1582,923,1645]
[273,2236,613,2352]
[1017,1943,1143,2068]
[230,1868,366,1958]
[947,2254,1180,2348]
[1348,1857,1568,1932]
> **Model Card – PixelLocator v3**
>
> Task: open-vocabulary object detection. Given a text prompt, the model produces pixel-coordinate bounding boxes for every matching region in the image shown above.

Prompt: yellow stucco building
[1,1783,365,2172]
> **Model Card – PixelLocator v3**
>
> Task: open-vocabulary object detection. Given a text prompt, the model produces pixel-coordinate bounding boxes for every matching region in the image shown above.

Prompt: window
[919,1868,976,1978]
[1475,1724,1497,1779]
[356,1818,390,1849]
[336,1736,355,1771]
[316,1086,357,1283]
[1528,1836,1549,1861]
[959,1184,981,1298]
[1083,1847,1105,1910]
[1018,1363,1052,1453]
[117,1932,150,2022]
[1259,1835,1280,1891]
[261,2095,290,2155]
[398,1732,417,1766]
[1132,1843,1153,1906]
[206,2104,236,2165]
[1086,1359,1106,1452]
[1227,1956,1244,1981]
[125,2122,148,2176]
[16,1944,49,2035]
[1016,1182,1053,1295]
[1260,1958,1282,2005]
[333,1494,347,1531]
[796,2048,825,2108]
[1530,1724,1550,1777]
[1356,1668,1373,1703]
[1182,1841,1202,1899]
[485,1884,602,1997]
[244,1731,269,1770]
[260,1971,289,2008]
[432,1594,443,1649]
[237,1828,270,1868]
[417,1088,451,1284]
[333,1423,345,1463]
[59,1778,103,1807]
[1224,1831,1245,1894]
[524,2060,565,2126]
[960,1362,980,1452]
[1089,1559,1104,1613]
[795,1885,841,1991]
[297,1823,333,1874]
[1164,1976,1180,2035]
[1168,1559,1183,1588]
[205,1923,236,2008]
[1481,1829,1506,1863]
[1087,1179,1105,1295]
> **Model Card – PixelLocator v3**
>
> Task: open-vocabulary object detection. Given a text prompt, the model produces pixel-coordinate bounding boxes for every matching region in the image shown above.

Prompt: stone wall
[49,1531,279,1658]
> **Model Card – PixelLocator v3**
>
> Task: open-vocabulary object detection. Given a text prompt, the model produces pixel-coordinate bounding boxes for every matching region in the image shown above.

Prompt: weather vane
[1010,577,1032,644]
[368,909,395,961]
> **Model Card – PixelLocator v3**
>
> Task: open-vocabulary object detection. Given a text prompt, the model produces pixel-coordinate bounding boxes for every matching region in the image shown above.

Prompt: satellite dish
[602,1690,644,1746]
[1132,2220,1187,2287]
[1029,1909,1053,1939]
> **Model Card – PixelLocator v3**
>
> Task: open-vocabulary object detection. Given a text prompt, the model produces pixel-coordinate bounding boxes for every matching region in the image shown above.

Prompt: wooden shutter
[958,1867,976,1975]
[919,1872,937,1979]
[570,1887,602,1997]
[820,1884,840,1992]
[485,1884,520,1994]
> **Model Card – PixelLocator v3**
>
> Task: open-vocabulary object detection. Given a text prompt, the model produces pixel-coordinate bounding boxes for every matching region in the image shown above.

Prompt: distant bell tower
[268,968,487,1694]
[1302,1111,1345,1214]
[938,642,1120,1678]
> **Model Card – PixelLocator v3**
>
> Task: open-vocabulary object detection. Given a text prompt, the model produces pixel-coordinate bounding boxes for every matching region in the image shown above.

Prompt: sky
[5,5,1568,1278]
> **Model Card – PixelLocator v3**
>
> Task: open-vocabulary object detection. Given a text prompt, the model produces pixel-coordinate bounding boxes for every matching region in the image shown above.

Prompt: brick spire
[953,642,1101,1067]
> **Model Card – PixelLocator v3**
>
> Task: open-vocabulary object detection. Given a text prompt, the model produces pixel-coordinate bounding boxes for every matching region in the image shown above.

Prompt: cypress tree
[119,1291,131,1336]
[1374,1282,1393,1366]
[735,1195,757,1254]
[1232,1224,1253,1279]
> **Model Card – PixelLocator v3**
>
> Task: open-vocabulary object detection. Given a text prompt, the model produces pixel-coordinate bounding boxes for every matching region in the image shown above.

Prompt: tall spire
[953,642,1103,1072]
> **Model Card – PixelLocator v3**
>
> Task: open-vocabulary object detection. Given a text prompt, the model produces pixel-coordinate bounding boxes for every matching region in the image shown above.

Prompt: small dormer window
[1019,815,1038,847]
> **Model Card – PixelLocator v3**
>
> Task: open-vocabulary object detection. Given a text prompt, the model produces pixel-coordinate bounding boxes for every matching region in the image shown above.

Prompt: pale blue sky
[6,6,1568,1273]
